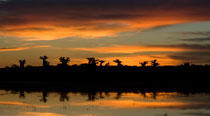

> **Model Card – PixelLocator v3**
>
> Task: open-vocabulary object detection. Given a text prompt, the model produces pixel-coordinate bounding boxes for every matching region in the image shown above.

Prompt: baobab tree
[151,59,159,68]
[87,57,98,66]
[99,60,105,67]
[113,59,122,67]
[86,58,92,65]
[19,59,26,68]
[59,57,70,67]
[40,56,49,67]
[140,61,148,68]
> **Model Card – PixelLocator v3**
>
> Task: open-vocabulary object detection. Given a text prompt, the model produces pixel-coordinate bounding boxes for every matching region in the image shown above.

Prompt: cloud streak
[0,45,51,52]
[71,44,210,54]
[181,37,210,42]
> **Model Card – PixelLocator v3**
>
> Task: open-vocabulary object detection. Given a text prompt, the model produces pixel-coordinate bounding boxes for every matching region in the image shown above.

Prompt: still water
[0,90,210,116]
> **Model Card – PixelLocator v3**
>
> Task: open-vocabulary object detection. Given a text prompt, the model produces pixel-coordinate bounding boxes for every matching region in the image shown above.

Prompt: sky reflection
[0,90,210,116]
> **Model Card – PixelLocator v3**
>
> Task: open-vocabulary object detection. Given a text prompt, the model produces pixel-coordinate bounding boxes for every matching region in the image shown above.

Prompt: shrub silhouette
[59,57,70,67]
[113,59,122,67]
[99,60,105,67]
[105,62,110,67]
[19,59,26,68]
[40,56,50,67]
[140,61,148,68]
[151,60,159,67]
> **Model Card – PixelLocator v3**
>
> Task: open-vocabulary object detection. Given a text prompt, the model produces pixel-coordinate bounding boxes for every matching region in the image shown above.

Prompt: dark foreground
[0,65,210,93]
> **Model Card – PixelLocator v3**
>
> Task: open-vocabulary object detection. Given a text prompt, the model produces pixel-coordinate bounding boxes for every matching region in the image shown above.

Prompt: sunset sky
[1,0,210,67]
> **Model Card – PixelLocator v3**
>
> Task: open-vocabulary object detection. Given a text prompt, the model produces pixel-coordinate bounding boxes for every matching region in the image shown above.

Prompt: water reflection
[0,90,210,116]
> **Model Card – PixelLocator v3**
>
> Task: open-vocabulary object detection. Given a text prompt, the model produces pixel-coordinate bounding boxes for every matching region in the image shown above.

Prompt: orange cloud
[0,0,210,40]
[0,45,51,52]
[71,45,199,53]
[71,44,210,55]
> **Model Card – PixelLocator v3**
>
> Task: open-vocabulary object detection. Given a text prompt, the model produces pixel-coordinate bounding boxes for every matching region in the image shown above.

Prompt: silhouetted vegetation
[99,60,105,67]
[59,57,70,67]
[140,61,148,68]
[19,59,26,68]
[151,59,159,68]
[40,56,50,67]
[0,56,210,94]
[113,59,122,67]
[87,57,98,67]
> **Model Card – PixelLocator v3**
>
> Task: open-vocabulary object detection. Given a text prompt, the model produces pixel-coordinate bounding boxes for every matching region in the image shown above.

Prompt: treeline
[1,55,210,80]
[1,55,205,68]
[0,56,210,93]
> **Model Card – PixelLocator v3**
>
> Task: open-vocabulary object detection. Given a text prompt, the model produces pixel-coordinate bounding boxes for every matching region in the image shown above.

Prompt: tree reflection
[40,91,48,103]
[59,92,69,102]
[19,90,25,98]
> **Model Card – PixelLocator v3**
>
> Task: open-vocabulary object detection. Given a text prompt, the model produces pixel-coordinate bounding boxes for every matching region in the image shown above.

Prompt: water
[0,90,210,116]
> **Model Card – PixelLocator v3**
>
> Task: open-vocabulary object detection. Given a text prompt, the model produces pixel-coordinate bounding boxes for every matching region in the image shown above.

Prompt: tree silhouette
[87,57,93,65]
[87,57,98,66]
[140,61,148,68]
[59,57,70,67]
[40,56,49,67]
[19,59,26,68]
[183,62,190,67]
[151,60,159,67]
[99,60,105,67]
[113,59,122,67]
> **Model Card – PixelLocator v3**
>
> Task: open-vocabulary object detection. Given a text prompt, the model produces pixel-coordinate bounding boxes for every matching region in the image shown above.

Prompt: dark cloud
[168,51,210,64]
[181,112,210,116]
[0,0,210,26]
[150,44,210,51]
[181,37,210,42]
[181,32,210,36]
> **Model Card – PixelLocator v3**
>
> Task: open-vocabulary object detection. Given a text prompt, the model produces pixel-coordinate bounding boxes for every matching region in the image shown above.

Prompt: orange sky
[0,0,210,66]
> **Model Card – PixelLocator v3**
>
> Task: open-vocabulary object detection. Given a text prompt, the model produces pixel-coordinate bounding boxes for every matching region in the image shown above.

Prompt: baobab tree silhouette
[87,57,98,66]
[113,59,122,67]
[87,57,93,65]
[99,60,105,67]
[19,59,26,68]
[40,56,49,67]
[140,61,148,68]
[151,60,159,67]
[59,57,70,67]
